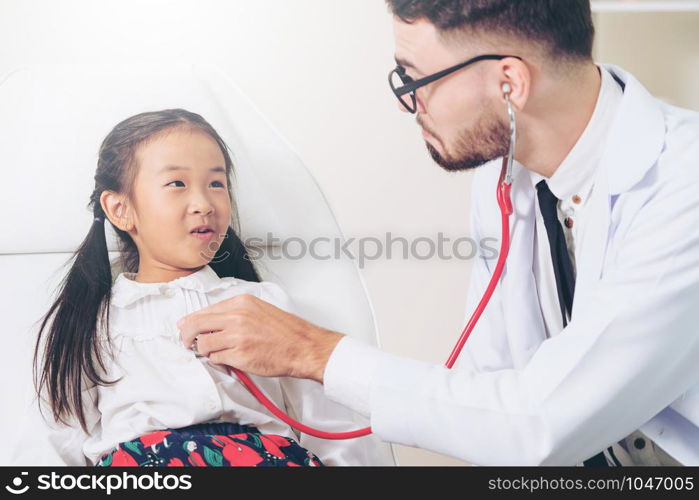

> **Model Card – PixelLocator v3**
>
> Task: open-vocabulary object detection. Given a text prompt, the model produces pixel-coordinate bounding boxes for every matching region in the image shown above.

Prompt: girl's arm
[9,381,100,466]
[259,282,394,466]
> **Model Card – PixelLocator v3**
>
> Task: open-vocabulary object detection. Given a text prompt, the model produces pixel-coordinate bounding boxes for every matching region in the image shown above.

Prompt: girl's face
[124,127,232,282]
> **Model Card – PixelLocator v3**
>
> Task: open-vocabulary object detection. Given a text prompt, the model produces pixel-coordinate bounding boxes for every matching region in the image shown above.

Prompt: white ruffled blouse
[14,265,387,466]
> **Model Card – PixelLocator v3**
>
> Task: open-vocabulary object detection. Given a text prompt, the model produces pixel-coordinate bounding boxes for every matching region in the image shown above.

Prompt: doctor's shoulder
[657,103,699,178]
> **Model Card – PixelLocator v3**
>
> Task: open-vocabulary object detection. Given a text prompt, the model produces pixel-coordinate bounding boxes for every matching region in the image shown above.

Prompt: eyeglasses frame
[389,54,523,113]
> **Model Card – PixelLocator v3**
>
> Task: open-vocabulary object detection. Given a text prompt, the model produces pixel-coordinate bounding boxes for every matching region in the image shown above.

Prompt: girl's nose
[192,205,214,216]
[189,192,215,216]
[191,204,214,216]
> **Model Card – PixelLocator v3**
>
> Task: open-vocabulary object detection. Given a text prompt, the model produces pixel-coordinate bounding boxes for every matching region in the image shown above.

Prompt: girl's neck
[133,265,205,284]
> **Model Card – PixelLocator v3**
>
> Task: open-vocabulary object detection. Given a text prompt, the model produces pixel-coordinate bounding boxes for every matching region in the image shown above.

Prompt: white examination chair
[0,63,396,465]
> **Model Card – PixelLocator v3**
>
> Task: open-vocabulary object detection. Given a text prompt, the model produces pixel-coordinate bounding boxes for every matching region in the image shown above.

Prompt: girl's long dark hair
[34,109,259,433]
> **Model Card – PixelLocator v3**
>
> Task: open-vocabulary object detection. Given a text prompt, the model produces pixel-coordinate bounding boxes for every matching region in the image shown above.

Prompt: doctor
[178,0,699,465]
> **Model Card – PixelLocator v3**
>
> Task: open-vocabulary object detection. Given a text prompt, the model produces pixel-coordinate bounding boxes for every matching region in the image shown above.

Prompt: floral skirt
[96,421,324,467]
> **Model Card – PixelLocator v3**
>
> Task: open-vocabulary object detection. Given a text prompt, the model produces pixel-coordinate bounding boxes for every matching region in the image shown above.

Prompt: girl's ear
[100,191,134,232]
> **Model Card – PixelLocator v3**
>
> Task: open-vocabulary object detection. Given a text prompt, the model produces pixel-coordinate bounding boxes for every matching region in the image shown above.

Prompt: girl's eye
[165,180,225,188]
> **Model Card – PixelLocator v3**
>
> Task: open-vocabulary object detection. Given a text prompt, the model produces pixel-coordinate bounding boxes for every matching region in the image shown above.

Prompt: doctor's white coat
[359,65,699,465]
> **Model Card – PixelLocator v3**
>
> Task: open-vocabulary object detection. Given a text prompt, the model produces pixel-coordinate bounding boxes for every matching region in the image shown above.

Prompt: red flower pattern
[98,428,323,468]
[218,436,264,467]
[259,435,285,458]
[111,447,138,466]
[187,450,207,467]
[140,430,172,448]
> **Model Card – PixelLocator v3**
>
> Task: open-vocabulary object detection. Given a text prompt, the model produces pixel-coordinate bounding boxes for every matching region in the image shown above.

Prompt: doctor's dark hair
[33,109,260,433]
[385,0,595,62]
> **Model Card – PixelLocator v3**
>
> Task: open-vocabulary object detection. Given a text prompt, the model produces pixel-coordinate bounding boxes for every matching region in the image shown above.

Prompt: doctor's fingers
[178,295,263,341]
[194,329,244,358]
[195,313,286,358]
[199,333,290,377]
[207,347,286,378]
[178,311,240,348]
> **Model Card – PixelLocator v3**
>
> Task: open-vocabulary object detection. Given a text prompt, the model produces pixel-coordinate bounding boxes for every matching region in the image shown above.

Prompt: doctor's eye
[166,180,185,188]
[397,66,415,84]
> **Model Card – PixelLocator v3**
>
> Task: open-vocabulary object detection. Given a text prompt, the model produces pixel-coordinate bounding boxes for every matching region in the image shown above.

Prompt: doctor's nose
[397,93,427,115]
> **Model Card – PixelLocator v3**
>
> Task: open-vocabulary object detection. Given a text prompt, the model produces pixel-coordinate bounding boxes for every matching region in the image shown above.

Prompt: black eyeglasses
[389,54,523,113]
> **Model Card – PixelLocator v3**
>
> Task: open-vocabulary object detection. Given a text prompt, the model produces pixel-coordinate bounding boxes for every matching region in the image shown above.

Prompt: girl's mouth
[190,226,215,242]
[190,231,215,242]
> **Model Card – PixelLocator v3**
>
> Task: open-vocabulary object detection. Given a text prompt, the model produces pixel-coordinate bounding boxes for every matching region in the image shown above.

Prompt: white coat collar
[111,265,236,308]
[598,64,666,196]
[501,162,548,366]
[498,64,667,357]
[571,65,666,314]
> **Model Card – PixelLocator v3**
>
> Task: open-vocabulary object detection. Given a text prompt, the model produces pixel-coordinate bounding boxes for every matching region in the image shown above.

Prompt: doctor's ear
[100,191,134,232]
[497,58,530,111]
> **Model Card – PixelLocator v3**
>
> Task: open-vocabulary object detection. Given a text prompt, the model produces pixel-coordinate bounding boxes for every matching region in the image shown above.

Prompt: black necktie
[536,180,575,326]
[536,180,612,467]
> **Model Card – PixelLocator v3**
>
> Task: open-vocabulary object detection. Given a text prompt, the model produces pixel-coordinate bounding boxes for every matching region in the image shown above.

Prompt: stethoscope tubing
[229,93,517,440]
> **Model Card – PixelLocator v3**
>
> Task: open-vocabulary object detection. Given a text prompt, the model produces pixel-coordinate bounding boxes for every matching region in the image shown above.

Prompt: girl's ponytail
[33,200,118,433]
[209,227,260,283]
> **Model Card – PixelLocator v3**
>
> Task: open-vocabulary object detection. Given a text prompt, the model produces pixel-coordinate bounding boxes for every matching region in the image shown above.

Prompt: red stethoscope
[228,88,517,440]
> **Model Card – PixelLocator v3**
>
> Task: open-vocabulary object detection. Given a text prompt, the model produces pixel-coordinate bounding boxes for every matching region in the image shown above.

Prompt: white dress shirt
[323,65,693,466]
[14,265,387,466]
[528,66,622,339]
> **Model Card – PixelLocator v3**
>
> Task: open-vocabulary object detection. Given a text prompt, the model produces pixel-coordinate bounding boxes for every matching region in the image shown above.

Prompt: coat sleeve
[326,165,699,465]
[258,282,394,466]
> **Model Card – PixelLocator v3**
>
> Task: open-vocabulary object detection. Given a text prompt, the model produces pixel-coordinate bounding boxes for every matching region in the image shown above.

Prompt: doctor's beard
[420,107,510,172]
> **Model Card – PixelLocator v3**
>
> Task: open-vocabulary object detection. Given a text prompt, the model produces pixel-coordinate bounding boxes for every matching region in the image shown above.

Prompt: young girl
[19,109,384,467]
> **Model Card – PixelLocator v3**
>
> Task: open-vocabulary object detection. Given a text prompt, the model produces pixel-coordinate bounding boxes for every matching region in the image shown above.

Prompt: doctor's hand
[177,294,345,383]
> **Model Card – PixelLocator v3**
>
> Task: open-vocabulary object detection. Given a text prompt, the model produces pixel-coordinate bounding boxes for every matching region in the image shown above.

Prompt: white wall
[594,11,699,111]
[1,0,696,466]
[0,0,473,466]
